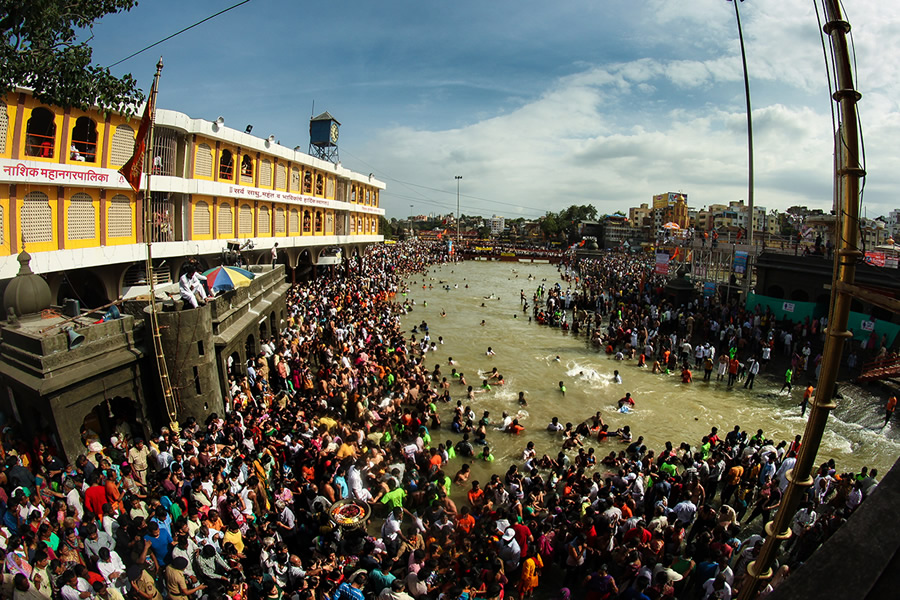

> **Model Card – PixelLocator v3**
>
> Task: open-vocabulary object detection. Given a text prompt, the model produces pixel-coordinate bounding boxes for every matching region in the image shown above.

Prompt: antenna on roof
[310,100,315,119]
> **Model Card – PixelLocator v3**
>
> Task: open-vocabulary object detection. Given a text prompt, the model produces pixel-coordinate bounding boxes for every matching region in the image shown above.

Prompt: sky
[85,0,900,220]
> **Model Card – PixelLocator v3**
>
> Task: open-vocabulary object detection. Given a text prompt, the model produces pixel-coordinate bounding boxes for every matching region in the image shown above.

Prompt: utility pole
[730,0,755,297]
[455,175,462,245]
[736,1,864,597]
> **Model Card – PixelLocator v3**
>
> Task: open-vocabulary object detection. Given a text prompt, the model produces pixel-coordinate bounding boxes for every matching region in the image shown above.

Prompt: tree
[1,0,144,113]
[540,214,560,238]
[378,215,394,238]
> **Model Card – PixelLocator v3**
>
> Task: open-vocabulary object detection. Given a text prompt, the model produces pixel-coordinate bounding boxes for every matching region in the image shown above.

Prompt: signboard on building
[655,253,670,275]
[864,251,886,267]
[782,302,795,313]
[734,251,749,274]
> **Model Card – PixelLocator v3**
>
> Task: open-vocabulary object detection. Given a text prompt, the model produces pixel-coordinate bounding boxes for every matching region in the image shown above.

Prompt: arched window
[326,212,334,233]
[218,149,234,180]
[315,210,323,233]
[275,164,286,190]
[289,208,299,233]
[258,206,270,234]
[70,116,98,163]
[108,194,132,238]
[194,200,211,235]
[239,204,253,235]
[0,100,7,154]
[22,191,52,243]
[195,143,213,177]
[350,186,357,202]
[303,210,311,233]
[0,203,4,245]
[259,159,273,187]
[315,173,324,195]
[365,189,370,205]
[240,155,253,184]
[303,170,312,194]
[25,107,56,158]
[218,202,233,237]
[67,192,95,240]
[290,167,300,192]
[326,177,334,198]
[350,215,356,234]
[275,207,286,233]
[110,124,135,166]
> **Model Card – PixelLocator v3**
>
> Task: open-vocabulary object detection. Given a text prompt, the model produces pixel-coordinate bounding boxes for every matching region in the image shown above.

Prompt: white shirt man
[179,271,208,308]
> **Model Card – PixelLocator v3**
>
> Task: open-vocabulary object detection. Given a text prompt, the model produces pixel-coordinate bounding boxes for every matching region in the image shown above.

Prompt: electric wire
[107,0,253,68]
[339,147,553,217]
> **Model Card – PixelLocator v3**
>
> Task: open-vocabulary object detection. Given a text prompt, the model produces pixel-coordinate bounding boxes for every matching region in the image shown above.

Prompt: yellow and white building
[0,89,384,304]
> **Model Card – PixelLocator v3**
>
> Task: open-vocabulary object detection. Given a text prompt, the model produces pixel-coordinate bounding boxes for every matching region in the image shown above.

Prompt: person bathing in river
[618,393,635,410]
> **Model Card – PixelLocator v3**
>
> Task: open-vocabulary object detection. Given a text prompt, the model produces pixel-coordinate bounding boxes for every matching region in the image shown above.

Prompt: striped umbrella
[201,265,255,293]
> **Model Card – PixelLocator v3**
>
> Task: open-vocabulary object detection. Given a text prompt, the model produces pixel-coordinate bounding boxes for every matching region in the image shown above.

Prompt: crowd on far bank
[0,241,886,600]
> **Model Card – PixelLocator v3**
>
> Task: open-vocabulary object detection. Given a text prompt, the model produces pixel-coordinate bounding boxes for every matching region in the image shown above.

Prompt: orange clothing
[457,514,475,534]
[887,396,897,412]
[468,488,484,506]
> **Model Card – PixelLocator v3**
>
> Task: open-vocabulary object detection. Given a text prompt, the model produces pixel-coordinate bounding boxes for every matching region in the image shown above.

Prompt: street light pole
[409,204,414,238]
[455,175,462,245]
[730,0,755,295]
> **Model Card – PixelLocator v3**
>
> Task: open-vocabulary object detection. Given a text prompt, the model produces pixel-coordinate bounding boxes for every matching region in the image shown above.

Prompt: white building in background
[490,215,505,235]
[888,209,900,239]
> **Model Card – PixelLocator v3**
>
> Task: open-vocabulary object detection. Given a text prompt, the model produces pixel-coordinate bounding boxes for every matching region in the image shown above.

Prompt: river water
[399,260,899,490]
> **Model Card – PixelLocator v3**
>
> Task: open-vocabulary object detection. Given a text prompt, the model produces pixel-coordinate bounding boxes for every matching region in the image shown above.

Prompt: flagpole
[142,58,180,431]
[730,0,755,297]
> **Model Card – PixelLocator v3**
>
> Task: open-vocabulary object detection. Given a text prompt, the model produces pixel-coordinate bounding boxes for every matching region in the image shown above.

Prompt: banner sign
[734,251,749,274]
[703,282,717,298]
[782,302,795,313]
[655,253,670,275]
[864,251,885,267]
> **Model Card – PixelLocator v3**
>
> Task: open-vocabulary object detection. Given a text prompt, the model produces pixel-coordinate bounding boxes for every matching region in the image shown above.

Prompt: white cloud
[371,0,900,219]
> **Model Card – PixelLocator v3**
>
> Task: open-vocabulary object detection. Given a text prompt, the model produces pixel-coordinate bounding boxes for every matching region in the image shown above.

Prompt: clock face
[330,122,339,144]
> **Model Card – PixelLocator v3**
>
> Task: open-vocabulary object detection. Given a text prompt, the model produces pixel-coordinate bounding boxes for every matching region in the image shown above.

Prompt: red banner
[864,251,885,267]
[118,82,156,192]
[655,253,670,275]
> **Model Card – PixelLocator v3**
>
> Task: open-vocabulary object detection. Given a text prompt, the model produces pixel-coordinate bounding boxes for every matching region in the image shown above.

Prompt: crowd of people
[0,242,887,600]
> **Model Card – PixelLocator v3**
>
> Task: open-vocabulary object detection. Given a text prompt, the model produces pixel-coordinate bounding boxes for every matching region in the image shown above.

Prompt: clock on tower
[309,112,340,163]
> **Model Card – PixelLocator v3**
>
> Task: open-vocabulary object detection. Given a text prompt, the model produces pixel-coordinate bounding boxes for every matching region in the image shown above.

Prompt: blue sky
[86,0,900,220]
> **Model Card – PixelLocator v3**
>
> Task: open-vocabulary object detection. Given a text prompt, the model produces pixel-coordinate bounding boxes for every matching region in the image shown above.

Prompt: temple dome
[3,250,52,317]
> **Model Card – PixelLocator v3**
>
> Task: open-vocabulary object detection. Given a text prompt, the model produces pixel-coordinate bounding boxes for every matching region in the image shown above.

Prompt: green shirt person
[660,461,677,478]
[380,483,406,508]
[781,368,793,393]
[479,446,495,462]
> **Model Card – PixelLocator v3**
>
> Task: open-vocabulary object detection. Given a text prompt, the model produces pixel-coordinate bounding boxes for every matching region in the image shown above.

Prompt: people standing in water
[885,395,897,427]
[781,367,794,394]
[800,385,814,417]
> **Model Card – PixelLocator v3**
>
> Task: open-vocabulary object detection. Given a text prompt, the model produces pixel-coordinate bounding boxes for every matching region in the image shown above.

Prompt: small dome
[3,250,52,317]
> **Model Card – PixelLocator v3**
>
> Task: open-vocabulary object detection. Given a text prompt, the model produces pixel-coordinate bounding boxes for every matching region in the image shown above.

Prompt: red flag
[671,247,680,261]
[119,81,157,192]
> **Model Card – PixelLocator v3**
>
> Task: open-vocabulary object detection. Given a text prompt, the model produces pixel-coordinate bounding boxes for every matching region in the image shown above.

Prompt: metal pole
[732,0,755,297]
[143,58,179,429]
[455,175,462,245]
[736,1,864,596]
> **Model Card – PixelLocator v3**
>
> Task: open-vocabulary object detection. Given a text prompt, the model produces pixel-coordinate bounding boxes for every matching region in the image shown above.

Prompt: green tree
[1,0,144,113]
[379,215,394,238]
[540,214,560,238]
